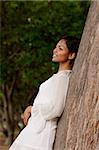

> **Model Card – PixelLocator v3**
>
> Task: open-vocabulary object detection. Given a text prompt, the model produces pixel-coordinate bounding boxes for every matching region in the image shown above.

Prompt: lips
[53,54,57,58]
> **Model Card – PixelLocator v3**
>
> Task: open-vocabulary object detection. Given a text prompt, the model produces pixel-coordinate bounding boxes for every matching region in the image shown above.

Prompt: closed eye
[59,47,63,50]
[56,45,64,50]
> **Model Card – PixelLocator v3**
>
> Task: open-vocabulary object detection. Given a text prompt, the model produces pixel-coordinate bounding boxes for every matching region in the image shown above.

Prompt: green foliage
[1,1,90,108]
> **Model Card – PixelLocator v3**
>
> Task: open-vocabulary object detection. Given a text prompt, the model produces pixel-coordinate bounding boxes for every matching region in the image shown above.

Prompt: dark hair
[60,35,80,66]
[60,36,80,54]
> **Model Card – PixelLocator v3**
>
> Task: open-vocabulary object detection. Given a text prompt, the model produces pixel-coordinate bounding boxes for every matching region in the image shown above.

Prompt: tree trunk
[1,80,16,146]
[54,1,99,150]
[3,84,14,145]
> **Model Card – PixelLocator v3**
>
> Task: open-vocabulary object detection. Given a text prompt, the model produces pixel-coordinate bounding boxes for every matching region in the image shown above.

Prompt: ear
[68,52,76,60]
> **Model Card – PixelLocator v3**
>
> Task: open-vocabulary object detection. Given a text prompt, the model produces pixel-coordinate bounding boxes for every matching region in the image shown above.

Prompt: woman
[9,36,80,150]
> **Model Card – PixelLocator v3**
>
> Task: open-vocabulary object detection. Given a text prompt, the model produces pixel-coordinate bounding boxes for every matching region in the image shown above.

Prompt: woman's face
[52,39,70,63]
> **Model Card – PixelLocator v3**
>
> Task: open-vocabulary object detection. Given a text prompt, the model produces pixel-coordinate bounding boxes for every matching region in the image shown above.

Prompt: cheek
[59,53,68,61]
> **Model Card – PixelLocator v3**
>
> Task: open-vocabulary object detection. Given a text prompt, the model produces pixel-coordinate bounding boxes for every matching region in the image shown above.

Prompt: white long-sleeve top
[9,70,71,150]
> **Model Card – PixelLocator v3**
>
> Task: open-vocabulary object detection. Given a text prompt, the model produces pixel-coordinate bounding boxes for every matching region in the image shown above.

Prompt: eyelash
[59,47,63,50]
[56,45,63,50]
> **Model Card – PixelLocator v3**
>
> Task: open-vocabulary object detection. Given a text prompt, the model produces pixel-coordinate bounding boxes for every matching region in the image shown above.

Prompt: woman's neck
[58,63,72,72]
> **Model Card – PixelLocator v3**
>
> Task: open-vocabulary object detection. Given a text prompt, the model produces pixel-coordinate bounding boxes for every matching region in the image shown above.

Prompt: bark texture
[54,1,99,150]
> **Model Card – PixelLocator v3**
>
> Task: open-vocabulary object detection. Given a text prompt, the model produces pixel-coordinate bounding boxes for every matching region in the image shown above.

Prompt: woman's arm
[22,105,32,125]
[34,74,70,121]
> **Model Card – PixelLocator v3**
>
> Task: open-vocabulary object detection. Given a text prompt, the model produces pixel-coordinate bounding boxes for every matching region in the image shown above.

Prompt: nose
[53,47,58,53]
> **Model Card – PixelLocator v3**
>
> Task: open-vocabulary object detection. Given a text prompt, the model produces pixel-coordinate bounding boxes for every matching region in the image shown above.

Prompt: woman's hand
[22,105,32,126]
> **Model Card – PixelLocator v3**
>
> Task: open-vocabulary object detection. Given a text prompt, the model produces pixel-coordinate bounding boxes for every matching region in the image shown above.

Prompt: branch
[9,78,16,98]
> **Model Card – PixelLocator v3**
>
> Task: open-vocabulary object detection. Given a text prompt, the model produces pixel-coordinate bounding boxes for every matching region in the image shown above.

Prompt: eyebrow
[57,43,66,49]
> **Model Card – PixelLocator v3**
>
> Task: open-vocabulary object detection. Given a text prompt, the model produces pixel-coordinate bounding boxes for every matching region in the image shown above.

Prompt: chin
[52,58,59,62]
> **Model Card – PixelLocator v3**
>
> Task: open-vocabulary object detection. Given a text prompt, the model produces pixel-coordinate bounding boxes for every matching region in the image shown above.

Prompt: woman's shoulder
[53,70,72,78]
[52,70,71,84]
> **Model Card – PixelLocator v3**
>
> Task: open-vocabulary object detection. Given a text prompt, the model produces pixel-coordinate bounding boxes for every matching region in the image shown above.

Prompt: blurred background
[0,0,90,149]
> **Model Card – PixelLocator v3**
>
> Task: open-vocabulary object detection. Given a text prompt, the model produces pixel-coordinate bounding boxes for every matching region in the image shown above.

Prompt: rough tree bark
[54,1,99,150]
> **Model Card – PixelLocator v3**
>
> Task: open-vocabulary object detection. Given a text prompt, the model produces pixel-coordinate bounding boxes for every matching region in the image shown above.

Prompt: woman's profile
[9,36,80,150]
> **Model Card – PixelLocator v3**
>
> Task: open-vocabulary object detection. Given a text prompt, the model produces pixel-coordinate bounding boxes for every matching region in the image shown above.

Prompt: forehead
[57,39,67,47]
[57,39,70,52]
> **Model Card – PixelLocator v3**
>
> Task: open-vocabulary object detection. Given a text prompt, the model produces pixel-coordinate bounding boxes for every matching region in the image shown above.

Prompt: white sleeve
[33,74,70,120]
